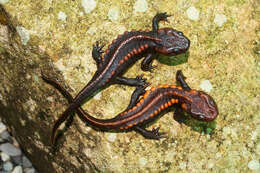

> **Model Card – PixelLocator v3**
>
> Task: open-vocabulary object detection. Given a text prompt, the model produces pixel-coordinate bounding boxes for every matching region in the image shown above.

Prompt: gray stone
[22,156,32,168]
[0,143,22,156]
[0,131,10,140]
[3,161,13,171]
[0,122,7,134]
[11,155,22,165]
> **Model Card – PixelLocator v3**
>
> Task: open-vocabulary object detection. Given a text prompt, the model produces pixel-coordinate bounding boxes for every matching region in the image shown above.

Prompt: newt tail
[42,70,218,141]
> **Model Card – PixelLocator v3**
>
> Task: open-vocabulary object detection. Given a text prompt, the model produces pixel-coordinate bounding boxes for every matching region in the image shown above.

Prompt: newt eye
[209,100,214,106]
[178,32,183,36]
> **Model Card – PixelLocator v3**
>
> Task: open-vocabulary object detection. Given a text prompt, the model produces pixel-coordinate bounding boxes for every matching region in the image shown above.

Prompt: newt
[42,70,218,140]
[46,13,190,143]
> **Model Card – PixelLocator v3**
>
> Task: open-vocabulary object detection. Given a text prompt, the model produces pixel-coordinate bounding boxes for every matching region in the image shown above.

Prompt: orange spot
[160,105,165,110]
[150,113,154,118]
[167,101,172,107]
[177,86,182,90]
[151,87,156,91]
[128,124,133,127]
[120,127,124,130]
[133,48,138,54]
[145,117,149,120]
[170,85,176,88]
[162,84,169,88]
[190,90,197,94]
[175,99,179,103]
[124,56,129,61]
[134,122,137,125]
[171,99,176,104]
[137,102,141,107]
[154,110,159,115]
[138,48,142,53]
[127,53,131,58]
[140,99,144,103]
[132,106,137,111]
[124,126,129,129]
[181,103,187,110]
[164,103,169,108]
[144,44,148,49]
[140,45,145,50]
[143,91,150,98]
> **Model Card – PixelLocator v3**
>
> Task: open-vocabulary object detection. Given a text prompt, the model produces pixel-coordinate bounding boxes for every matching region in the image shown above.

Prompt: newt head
[182,91,218,122]
[155,28,190,56]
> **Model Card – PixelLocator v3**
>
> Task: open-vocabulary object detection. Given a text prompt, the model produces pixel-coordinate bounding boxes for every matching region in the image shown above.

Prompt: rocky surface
[0,0,259,172]
[0,121,36,173]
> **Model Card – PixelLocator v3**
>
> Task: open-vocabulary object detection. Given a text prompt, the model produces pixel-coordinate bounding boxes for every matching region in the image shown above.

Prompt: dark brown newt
[46,13,190,143]
[42,70,218,140]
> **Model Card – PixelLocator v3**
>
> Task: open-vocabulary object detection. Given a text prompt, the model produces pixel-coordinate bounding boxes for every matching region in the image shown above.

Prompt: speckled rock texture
[0,0,259,172]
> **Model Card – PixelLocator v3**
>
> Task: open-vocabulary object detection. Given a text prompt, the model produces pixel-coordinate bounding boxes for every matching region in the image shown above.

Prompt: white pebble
[3,161,13,171]
[12,166,23,173]
[214,14,227,27]
[16,26,30,45]
[248,160,260,170]
[139,157,147,167]
[54,59,66,72]
[0,0,9,4]
[200,80,213,92]
[82,0,97,14]
[108,8,119,21]
[0,122,7,133]
[179,161,187,169]
[58,11,67,21]
[1,152,10,161]
[133,0,148,13]
[186,6,200,21]
[107,133,117,142]
[250,130,257,141]
[0,143,22,156]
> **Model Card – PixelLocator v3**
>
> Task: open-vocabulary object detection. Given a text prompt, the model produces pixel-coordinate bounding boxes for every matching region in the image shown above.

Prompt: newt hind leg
[135,126,165,140]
